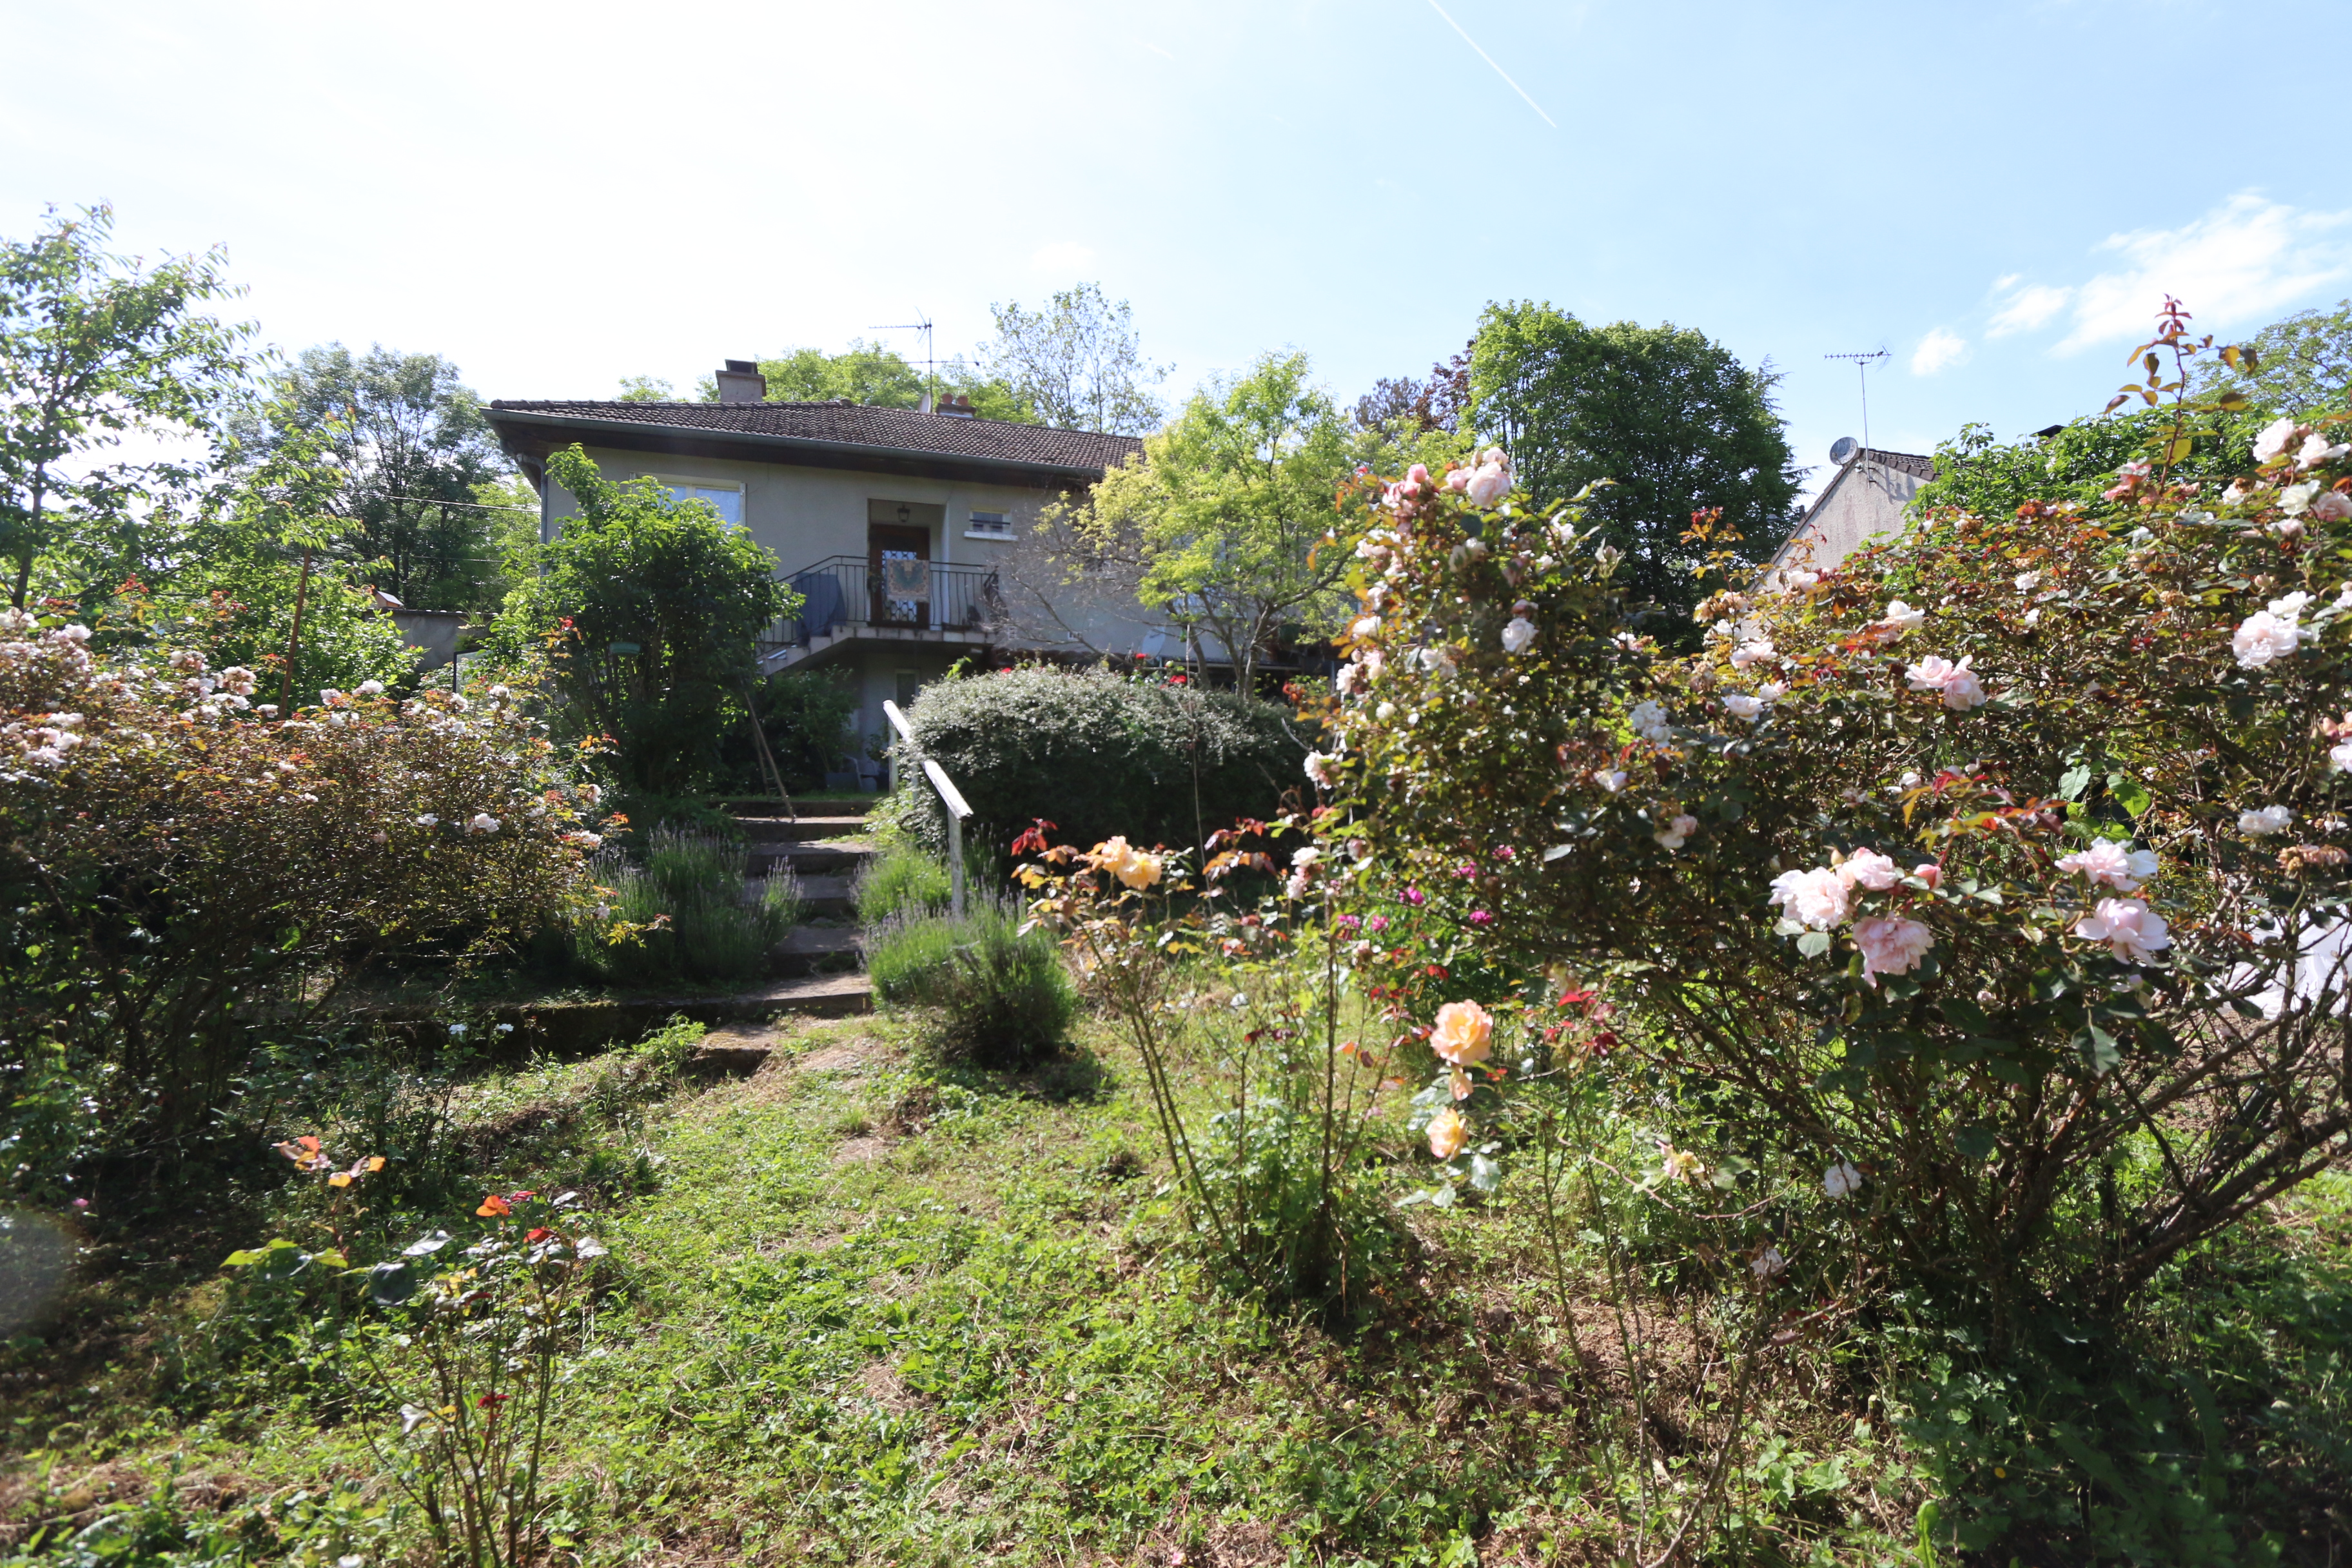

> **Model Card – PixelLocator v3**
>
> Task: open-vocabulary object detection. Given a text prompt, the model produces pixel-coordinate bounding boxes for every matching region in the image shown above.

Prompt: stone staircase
[726,798,879,988]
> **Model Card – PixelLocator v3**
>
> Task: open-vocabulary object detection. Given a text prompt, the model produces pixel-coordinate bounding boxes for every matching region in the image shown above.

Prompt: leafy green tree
[0,203,254,609]
[715,340,1032,421]
[226,344,512,614]
[2193,297,2352,415]
[1914,405,2270,521]
[980,282,1168,434]
[617,375,675,402]
[1054,352,1446,690]
[1466,302,1800,618]
[489,446,795,798]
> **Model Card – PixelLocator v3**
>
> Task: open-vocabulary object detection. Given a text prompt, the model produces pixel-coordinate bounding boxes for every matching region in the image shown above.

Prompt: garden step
[360,973,870,1058]
[750,841,876,877]
[734,814,871,843]
[761,873,854,917]
[770,924,862,978]
[720,798,870,820]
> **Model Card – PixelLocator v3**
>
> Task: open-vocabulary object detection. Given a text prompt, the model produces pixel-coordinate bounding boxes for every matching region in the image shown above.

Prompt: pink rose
[2073,897,2171,964]
[1853,915,1934,985]
[1838,848,1901,892]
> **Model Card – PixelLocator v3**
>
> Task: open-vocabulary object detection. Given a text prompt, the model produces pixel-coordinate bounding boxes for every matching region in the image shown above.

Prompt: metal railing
[883,698,968,919]
[761,555,1002,654]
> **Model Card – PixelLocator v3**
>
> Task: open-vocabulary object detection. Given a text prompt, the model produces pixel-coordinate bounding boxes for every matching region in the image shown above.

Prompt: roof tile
[487,398,1144,475]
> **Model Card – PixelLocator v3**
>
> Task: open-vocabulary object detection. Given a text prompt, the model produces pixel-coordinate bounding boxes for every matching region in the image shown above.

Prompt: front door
[868,523,930,629]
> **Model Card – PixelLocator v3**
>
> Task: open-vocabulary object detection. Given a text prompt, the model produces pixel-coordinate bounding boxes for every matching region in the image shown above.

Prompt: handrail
[883,698,968,919]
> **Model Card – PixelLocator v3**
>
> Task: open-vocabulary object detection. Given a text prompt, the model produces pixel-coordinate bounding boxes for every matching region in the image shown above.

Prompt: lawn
[6,1011,2349,1565]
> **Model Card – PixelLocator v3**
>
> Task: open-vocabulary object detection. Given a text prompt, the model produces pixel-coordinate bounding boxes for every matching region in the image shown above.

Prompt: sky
[5,0,2348,502]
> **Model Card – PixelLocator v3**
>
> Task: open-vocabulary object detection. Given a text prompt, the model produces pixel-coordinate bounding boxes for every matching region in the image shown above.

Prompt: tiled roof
[485,398,1144,476]
[1859,447,1936,482]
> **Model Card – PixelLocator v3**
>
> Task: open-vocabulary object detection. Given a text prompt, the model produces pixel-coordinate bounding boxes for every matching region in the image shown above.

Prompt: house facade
[1767,443,1937,583]
[485,363,1157,758]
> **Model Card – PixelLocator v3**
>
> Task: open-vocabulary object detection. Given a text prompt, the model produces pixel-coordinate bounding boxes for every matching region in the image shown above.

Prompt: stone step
[770,923,861,977]
[735,814,871,844]
[361,972,871,1058]
[750,841,876,878]
[720,798,870,820]
[763,873,854,917]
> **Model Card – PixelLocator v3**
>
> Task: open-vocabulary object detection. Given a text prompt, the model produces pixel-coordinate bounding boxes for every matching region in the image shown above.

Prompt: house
[1767,440,1937,583]
[484,361,1155,756]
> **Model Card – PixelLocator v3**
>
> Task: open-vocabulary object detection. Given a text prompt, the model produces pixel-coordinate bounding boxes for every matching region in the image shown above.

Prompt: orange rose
[1427,1106,1469,1161]
[1430,1000,1493,1066]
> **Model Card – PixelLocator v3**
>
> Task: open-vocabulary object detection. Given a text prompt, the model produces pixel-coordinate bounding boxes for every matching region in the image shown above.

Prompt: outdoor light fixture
[897,504,911,525]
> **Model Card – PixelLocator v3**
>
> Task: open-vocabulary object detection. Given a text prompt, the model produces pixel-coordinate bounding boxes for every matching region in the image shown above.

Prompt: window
[965,509,1012,539]
[654,478,744,526]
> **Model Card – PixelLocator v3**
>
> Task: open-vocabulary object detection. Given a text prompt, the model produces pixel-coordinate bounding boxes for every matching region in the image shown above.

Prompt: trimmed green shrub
[576,827,800,986]
[853,843,952,921]
[888,665,1302,859]
[865,896,1077,1068]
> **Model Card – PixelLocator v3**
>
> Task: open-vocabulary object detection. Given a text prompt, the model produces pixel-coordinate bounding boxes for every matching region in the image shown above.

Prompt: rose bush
[0,619,602,1168]
[1315,313,2352,1323]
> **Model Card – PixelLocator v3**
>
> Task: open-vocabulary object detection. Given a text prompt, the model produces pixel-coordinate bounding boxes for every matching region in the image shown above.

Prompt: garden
[2,199,2351,1568]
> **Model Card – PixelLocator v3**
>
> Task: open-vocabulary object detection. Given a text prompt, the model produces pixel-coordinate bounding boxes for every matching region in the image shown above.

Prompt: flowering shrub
[0,622,602,1159]
[1317,309,2352,1319]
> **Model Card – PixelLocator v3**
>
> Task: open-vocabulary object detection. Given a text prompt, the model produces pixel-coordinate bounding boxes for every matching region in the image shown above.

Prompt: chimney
[714,358,766,404]
[937,393,975,418]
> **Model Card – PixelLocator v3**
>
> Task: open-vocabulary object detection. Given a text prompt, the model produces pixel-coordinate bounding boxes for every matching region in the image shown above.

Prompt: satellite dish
[1828,436,1859,465]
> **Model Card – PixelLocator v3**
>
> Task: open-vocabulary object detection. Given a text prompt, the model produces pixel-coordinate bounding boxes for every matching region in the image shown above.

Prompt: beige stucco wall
[1772,458,1926,581]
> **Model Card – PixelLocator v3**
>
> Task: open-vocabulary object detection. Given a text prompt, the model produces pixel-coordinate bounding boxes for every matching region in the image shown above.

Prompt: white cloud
[2056,193,2351,351]
[1029,241,1097,273]
[1910,328,1968,376]
[1986,193,2352,354]
[1988,281,2072,337]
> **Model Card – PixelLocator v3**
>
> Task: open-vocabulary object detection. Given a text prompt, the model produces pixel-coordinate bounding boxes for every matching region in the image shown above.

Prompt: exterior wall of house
[541,444,1052,574]
[1771,458,1927,582]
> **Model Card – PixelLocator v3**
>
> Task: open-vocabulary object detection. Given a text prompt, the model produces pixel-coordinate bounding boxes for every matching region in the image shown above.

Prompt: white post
[884,698,971,922]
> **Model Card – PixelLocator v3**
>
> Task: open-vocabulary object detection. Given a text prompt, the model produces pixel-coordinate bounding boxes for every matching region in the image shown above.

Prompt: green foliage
[1328,308,2352,1327]
[1465,300,1801,617]
[224,344,514,614]
[1084,351,1380,688]
[732,340,1032,422]
[0,637,598,1160]
[487,446,793,796]
[0,203,255,611]
[2195,296,2352,415]
[717,668,860,792]
[866,896,1077,1068]
[854,843,952,923]
[890,665,1300,860]
[1914,404,2269,520]
[574,827,799,986]
[979,282,1168,434]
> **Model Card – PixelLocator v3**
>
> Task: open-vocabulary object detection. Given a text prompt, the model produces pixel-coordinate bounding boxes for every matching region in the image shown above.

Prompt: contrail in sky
[1424,0,1557,128]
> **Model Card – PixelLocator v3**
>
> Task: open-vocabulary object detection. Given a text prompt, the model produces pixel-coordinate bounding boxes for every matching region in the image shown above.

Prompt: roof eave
[484,407,1119,485]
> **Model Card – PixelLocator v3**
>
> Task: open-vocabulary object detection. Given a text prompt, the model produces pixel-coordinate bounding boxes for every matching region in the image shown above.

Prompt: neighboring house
[485,361,1155,756]
[1768,440,1937,583]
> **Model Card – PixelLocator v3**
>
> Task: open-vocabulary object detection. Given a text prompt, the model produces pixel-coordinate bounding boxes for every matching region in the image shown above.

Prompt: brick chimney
[936,393,975,418]
[714,359,766,404]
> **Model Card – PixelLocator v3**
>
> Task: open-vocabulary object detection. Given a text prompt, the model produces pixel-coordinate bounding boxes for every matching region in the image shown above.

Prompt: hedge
[885,665,1304,861]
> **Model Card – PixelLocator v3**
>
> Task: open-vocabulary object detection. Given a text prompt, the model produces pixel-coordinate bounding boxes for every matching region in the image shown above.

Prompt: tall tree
[980,283,1168,434]
[1048,352,1422,691]
[712,340,1032,420]
[1353,341,1472,433]
[0,204,253,608]
[1467,302,1800,618]
[2193,297,2352,415]
[228,344,513,612]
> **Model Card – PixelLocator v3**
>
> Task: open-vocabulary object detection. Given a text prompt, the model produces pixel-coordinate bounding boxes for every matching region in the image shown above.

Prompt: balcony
[758,555,1003,671]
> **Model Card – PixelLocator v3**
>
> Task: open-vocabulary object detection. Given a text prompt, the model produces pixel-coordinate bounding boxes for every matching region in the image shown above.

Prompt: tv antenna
[872,311,936,406]
[1825,349,1890,455]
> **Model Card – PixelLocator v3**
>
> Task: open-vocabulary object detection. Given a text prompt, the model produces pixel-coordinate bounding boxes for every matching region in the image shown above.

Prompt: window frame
[648,474,747,527]
[964,507,1014,540]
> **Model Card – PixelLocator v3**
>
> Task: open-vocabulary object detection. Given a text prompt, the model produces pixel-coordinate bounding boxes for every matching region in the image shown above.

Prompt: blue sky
[5,0,2346,499]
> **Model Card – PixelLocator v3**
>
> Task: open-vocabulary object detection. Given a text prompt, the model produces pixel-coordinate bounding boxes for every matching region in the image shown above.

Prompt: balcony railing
[761,555,1003,654]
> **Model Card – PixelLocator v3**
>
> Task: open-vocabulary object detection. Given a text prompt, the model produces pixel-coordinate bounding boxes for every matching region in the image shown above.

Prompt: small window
[656,479,744,526]
[965,509,1012,539]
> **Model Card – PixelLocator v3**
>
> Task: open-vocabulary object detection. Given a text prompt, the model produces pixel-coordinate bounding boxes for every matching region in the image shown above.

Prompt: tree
[2193,297,2352,414]
[0,204,254,609]
[616,375,674,402]
[1353,341,1472,433]
[1914,404,2270,521]
[979,283,1168,434]
[1051,352,1442,691]
[714,340,1033,421]
[1465,302,1800,619]
[487,446,794,799]
[226,344,513,614]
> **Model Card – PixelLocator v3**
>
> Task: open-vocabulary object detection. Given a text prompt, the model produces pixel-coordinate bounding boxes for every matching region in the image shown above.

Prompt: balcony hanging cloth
[882,554,930,602]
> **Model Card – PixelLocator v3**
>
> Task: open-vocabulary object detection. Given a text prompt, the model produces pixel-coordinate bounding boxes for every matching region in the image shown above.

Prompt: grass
[3,1012,2348,1565]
